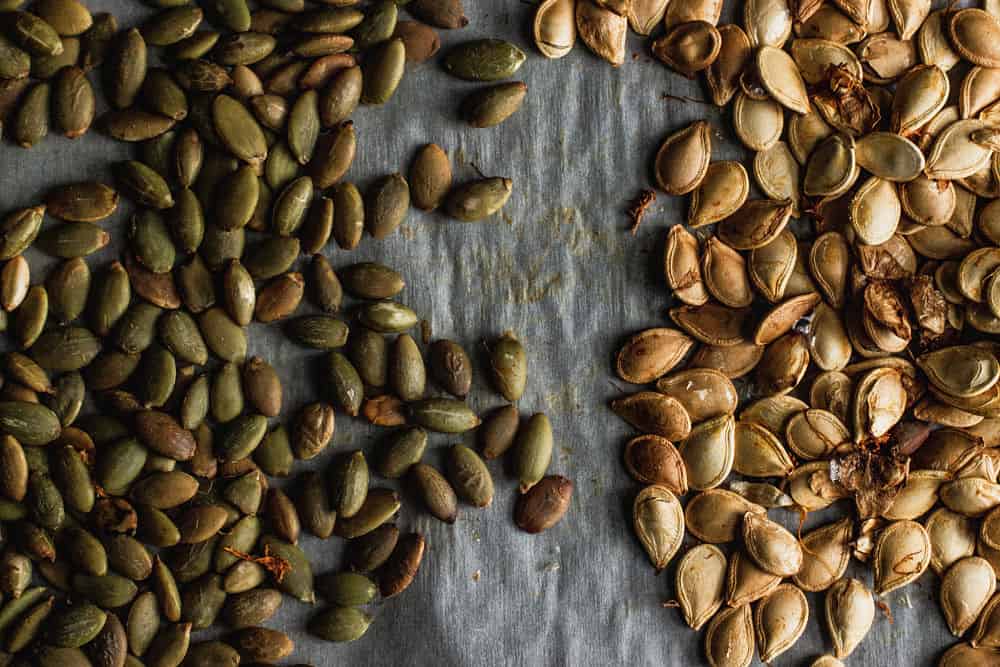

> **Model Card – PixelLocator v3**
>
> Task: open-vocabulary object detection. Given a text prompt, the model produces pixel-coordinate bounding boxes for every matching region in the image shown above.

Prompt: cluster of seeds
[543,0,1000,664]
[0,0,573,664]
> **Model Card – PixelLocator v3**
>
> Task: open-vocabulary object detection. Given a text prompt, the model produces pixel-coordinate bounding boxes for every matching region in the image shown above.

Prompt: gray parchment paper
[0,1,956,665]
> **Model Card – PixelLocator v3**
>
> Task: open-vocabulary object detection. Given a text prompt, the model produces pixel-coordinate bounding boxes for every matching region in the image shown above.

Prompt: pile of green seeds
[0,0,572,664]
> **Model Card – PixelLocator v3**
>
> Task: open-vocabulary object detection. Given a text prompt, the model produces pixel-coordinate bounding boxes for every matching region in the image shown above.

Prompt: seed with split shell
[785,408,849,461]
[754,583,808,663]
[853,367,907,440]
[675,544,726,630]
[632,484,684,572]
[684,488,765,543]
[651,21,721,77]
[754,292,821,345]
[717,198,793,250]
[678,414,735,490]
[917,345,1000,398]
[670,303,748,346]
[655,368,737,423]
[873,519,931,594]
[688,161,749,228]
[654,121,711,195]
[949,8,1000,69]
[664,225,708,305]
[755,331,810,395]
[825,578,874,659]
[742,511,803,576]
[575,0,626,66]
[883,470,950,520]
[940,556,996,636]
[533,0,575,58]
[610,392,692,440]
[615,328,693,384]
[706,25,750,106]
[704,603,754,667]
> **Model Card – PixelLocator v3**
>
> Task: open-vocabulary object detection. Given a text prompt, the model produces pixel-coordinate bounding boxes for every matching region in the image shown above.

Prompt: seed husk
[825,578,874,659]
[633,484,684,572]
[704,603,755,667]
[534,0,576,57]
[754,583,808,663]
[576,0,627,66]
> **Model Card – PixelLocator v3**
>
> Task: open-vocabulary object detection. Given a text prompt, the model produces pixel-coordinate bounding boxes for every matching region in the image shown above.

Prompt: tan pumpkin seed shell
[942,477,1000,517]
[793,517,852,591]
[854,132,926,182]
[632,484,684,572]
[727,480,793,508]
[926,508,977,575]
[733,421,793,477]
[743,511,803,576]
[891,64,949,135]
[744,0,792,48]
[575,0,626,66]
[939,557,996,636]
[753,142,800,215]
[732,92,784,151]
[688,161,749,229]
[684,488,765,543]
[755,331,810,395]
[918,345,1000,397]
[754,292,821,345]
[825,578,874,658]
[610,391,692,440]
[664,225,709,305]
[670,302,748,345]
[651,21,721,77]
[927,119,994,180]
[786,408,849,460]
[850,176,901,245]
[654,121,711,195]
[615,327,693,384]
[702,237,753,308]
[664,0,723,27]
[706,24,750,107]
[883,469,950,520]
[726,549,782,607]
[675,544,726,630]
[810,371,853,423]
[790,38,861,85]
[756,45,809,113]
[655,368,737,423]
[973,592,1000,648]
[678,414,735,490]
[754,583,808,663]
[534,0,576,58]
[873,519,931,594]
[688,340,765,379]
[704,604,754,667]
[740,394,808,434]
[949,8,1000,68]
[717,198,793,250]
[628,0,668,35]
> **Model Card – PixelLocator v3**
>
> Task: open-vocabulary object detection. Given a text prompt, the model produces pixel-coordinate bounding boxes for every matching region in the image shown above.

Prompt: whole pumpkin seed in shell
[678,414,735,490]
[632,484,684,572]
[706,24,750,106]
[926,119,996,181]
[688,160,749,228]
[873,519,931,594]
[623,434,688,494]
[891,64,949,136]
[753,292,821,345]
[655,368,737,423]
[804,133,857,197]
[732,420,793,477]
[732,92,784,151]
[716,198,793,250]
[940,556,996,637]
[704,603,754,667]
[702,237,753,308]
[949,8,1000,69]
[615,327,693,384]
[756,45,810,114]
[754,583,808,663]
[926,508,977,575]
[675,544,726,630]
[825,578,874,659]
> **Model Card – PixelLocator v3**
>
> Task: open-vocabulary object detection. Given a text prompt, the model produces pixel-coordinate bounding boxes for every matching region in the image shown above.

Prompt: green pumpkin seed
[0,551,32,598]
[10,11,63,56]
[286,315,349,349]
[263,140,298,192]
[97,438,148,496]
[12,82,50,148]
[44,371,84,427]
[209,362,242,423]
[515,412,552,493]
[102,110,175,142]
[51,445,93,513]
[444,39,526,81]
[105,28,146,109]
[361,37,405,104]
[222,560,265,593]
[288,90,320,164]
[197,307,247,362]
[27,471,63,529]
[331,182,364,249]
[79,12,117,70]
[116,162,174,209]
[174,128,203,189]
[241,356,281,417]
[310,121,356,189]
[358,300,417,333]
[159,310,209,365]
[309,606,372,642]
[292,401,335,460]
[217,414,268,462]
[344,523,398,572]
[6,595,53,652]
[151,557,181,621]
[169,188,205,255]
[409,398,480,433]
[0,434,27,501]
[445,177,513,221]
[105,534,152,581]
[340,262,405,300]
[45,258,90,324]
[141,69,189,121]
[462,81,527,128]
[171,30,220,60]
[317,572,376,606]
[301,196,334,254]
[329,450,369,519]
[334,488,398,539]
[132,471,198,508]
[144,621,191,667]
[0,402,61,445]
[212,94,267,167]
[213,32,276,65]
[242,236,300,281]
[72,572,138,608]
[176,255,216,315]
[199,224,244,271]
[0,34,31,79]
[326,352,363,416]
[266,486,300,544]
[215,166,259,231]
[489,331,527,400]
[0,206,44,260]
[391,334,425,401]
[254,425,294,477]
[180,573,225,629]
[47,602,106,647]
[0,587,48,633]
[169,536,217,583]
[12,286,47,350]
[218,259,253,326]
[319,66,362,127]
[184,640,240,667]
[348,326,387,388]
[205,0,251,31]
[222,470,265,515]
[409,143,452,211]
[254,271,304,323]
[137,344,176,408]
[142,6,202,46]
[180,374,209,430]
[45,183,118,223]
[214,514,260,572]
[33,0,91,37]
[31,36,80,78]
[273,176,313,235]
[52,66,95,138]
[176,59,231,93]
[353,0,397,50]
[127,591,160,657]
[296,7,365,33]
[448,444,493,507]
[411,461,457,522]
[224,587,282,629]
[259,535,315,602]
